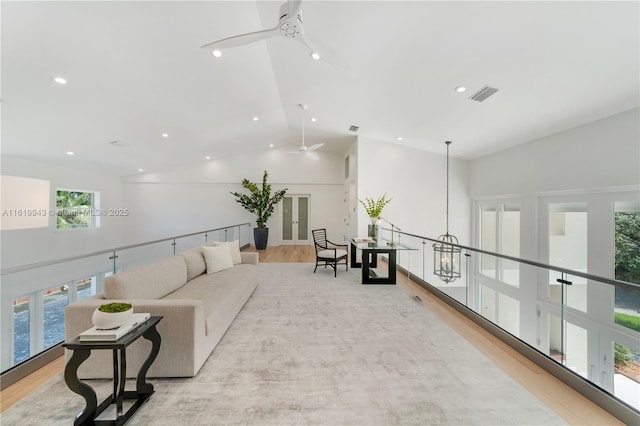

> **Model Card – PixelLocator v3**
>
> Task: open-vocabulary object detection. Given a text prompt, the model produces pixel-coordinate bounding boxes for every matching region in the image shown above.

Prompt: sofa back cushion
[104,256,187,299]
[179,247,207,281]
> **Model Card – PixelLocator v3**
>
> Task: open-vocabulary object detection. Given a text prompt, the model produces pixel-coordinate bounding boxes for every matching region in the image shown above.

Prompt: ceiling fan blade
[306,152,319,160]
[303,33,353,75]
[306,143,324,152]
[287,0,302,20]
[201,27,279,50]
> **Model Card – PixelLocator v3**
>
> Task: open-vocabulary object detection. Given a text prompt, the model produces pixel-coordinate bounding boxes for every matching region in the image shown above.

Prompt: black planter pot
[253,227,269,250]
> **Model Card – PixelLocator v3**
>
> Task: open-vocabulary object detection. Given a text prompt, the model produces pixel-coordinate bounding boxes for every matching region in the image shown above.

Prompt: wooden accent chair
[312,228,348,277]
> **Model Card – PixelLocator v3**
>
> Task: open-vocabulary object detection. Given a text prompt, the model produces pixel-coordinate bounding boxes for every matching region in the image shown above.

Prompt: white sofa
[64,243,259,378]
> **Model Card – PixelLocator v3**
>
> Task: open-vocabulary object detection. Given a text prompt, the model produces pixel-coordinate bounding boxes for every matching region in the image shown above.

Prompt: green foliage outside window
[56,190,93,229]
[614,211,640,331]
[614,342,635,366]
[615,212,640,284]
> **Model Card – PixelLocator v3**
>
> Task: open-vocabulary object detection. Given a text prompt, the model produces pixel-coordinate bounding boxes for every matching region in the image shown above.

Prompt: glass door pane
[500,205,520,287]
[548,202,588,312]
[498,293,520,337]
[613,341,640,410]
[13,295,30,364]
[614,201,640,331]
[43,285,68,350]
[480,206,497,278]
[282,196,293,241]
[297,196,309,242]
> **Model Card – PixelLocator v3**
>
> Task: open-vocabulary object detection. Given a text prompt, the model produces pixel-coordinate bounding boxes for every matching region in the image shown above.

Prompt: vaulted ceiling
[2,1,638,175]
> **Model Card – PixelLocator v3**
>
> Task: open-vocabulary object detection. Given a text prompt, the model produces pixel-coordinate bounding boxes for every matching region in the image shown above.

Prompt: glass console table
[345,237,416,284]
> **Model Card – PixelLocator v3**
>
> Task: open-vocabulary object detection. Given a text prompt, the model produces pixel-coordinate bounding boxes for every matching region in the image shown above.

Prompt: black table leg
[137,324,161,395]
[387,249,397,284]
[117,349,127,416]
[350,242,360,268]
[64,349,96,426]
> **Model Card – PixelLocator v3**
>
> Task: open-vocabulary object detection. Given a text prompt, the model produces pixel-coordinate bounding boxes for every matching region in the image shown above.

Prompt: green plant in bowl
[98,302,132,313]
[93,302,133,329]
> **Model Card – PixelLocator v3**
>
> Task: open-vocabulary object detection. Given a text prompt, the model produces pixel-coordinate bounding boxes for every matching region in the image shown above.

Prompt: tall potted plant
[231,170,287,249]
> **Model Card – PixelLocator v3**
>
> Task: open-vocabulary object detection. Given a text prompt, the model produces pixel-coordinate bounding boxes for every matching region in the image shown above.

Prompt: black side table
[62,316,162,426]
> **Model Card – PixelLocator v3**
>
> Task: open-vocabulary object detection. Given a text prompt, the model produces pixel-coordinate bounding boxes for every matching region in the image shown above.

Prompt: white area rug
[2,264,565,425]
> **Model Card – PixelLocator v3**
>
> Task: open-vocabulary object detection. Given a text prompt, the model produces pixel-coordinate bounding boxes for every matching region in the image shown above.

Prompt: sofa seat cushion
[163,264,258,336]
[104,256,187,299]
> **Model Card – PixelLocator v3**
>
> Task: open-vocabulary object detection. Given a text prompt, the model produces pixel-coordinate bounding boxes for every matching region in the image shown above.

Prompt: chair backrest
[312,228,328,250]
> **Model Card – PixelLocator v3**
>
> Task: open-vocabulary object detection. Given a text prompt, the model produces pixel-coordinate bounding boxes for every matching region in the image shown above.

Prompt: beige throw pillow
[228,240,242,264]
[202,245,234,274]
[210,240,242,265]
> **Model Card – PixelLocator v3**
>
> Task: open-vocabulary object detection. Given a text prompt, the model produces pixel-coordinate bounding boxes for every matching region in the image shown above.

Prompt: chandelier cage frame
[433,140,461,283]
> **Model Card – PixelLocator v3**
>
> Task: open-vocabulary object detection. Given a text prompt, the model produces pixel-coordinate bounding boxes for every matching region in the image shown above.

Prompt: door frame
[280,194,311,245]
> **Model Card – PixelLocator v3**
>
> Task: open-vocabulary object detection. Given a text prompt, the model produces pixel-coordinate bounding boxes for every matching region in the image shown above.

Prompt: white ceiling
[2,1,638,176]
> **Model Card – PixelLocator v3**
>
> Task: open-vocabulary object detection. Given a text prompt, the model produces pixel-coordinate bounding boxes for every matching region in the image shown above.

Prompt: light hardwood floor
[0,246,622,424]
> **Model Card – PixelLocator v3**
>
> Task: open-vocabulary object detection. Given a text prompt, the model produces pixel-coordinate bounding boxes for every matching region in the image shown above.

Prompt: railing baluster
[109,250,118,275]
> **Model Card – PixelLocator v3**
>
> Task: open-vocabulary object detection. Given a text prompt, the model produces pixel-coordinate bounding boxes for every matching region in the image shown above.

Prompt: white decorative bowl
[92,307,133,329]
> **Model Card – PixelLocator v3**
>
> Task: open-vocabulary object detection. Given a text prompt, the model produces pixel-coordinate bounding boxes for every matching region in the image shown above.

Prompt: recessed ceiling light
[212,49,222,58]
[269,144,274,148]
[252,116,259,121]
[455,86,467,93]
[397,137,403,141]
[66,151,74,156]
[310,52,320,60]
[205,155,211,160]
[138,168,144,172]
[54,77,67,85]
[311,117,317,122]
[162,133,169,138]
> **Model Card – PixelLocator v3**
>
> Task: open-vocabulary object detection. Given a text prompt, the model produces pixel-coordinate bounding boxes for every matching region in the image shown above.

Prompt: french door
[281,195,310,245]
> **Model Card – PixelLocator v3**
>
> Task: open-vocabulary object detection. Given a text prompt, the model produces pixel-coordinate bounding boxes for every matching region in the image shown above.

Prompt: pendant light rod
[445,140,451,235]
[299,104,307,147]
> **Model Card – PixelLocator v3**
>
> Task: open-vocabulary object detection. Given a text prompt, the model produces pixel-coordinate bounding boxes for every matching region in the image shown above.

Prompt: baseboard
[1,344,63,390]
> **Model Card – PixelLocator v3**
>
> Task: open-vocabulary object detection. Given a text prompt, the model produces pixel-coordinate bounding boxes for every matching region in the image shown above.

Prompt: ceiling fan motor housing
[279,3,303,39]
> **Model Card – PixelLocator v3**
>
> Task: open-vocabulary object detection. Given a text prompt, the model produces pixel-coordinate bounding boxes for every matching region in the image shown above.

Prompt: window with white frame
[56,189,99,229]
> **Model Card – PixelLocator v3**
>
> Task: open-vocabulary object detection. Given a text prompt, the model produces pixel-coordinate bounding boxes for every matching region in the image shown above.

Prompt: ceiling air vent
[108,140,129,148]
[348,125,359,132]
[469,85,499,102]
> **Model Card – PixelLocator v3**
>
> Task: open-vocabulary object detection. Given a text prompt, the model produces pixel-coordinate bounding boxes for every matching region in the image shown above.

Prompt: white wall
[0,156,126,269]
[469,108,640,197]
[121,149,346,245]
[356,137,470,246]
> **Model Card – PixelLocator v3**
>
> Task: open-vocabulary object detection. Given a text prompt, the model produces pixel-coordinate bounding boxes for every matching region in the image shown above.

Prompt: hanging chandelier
[433,141,461,283]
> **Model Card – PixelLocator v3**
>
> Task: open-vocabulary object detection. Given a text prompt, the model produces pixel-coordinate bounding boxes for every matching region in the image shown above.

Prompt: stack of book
[79,313,151,341]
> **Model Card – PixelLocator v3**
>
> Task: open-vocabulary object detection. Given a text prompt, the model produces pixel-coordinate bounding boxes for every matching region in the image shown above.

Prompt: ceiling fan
[290,104,323,160]
[201,0,350,73]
